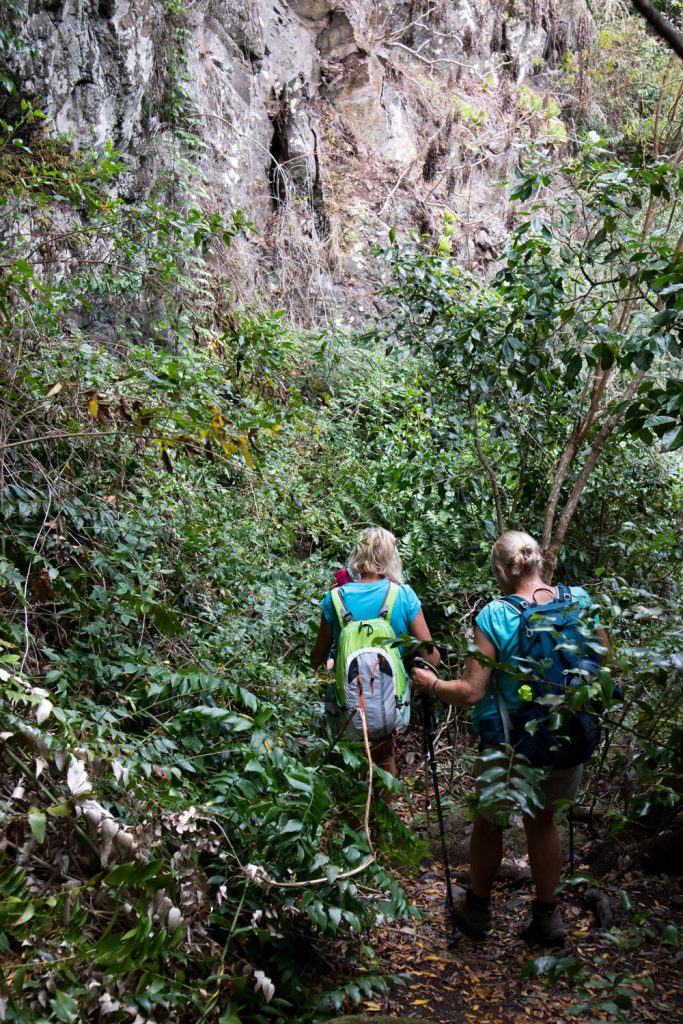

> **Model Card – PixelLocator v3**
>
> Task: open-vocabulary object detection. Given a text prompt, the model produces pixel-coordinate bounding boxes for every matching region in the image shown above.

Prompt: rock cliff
[1,0,595,321]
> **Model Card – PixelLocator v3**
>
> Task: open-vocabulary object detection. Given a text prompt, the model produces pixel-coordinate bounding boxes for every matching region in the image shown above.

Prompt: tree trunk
[543,375,644,578]
[541,367,612,551]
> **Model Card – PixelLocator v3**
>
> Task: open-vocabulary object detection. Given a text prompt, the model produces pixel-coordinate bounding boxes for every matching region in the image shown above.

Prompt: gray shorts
[474,748,583,823]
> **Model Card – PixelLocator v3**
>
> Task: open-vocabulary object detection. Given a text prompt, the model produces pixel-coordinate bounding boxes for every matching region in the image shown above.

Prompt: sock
[467,887,491,907]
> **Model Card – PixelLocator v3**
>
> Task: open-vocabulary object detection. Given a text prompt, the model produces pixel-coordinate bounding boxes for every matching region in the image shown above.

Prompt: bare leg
[469,814,504,899]
[370,735,396,776]
[523,810,562,903]
[370,734,396,803]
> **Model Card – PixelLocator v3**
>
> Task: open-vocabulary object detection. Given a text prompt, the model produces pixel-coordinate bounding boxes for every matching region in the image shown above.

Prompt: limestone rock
[0,0,595,321]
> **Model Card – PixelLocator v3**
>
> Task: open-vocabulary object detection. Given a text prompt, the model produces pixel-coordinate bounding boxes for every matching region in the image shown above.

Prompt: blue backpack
[482,585,604,770]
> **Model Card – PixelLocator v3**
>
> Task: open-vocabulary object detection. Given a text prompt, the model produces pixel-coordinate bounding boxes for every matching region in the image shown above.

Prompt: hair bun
[491,530,543,578]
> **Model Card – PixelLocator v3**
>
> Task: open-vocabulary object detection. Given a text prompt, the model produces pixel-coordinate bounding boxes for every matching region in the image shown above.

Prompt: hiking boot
[452,887,492,939]
[521,900,566,947]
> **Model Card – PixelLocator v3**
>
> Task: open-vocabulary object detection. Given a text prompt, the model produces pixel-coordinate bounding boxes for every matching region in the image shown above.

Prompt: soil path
[339,751,683,1024]
[361,850,683,1022]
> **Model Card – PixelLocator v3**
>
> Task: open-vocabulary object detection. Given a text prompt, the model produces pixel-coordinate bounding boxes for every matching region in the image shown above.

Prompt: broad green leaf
[153,605,183,636]
[278,818,303,834]
[28,807,46,844]
[662,425,683,451]
[662,923,681,948]
[104,862,135,886]
[47,803,72,817]
[50,988,79,1023]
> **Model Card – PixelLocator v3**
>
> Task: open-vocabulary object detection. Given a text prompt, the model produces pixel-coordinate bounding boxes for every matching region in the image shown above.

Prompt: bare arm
[411,626,495,707]
[310,613,333,669]
[597,627,610,663]
[409,608,441,667]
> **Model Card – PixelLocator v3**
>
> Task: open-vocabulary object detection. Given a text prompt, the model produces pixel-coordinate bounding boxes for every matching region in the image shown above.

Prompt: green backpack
[328,581,410,740]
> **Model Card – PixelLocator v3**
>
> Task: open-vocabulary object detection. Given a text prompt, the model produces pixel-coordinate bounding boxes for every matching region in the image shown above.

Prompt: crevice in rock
[268,113,288,209]
[499,18,519,81]
[235,38,264,74]
[267,86,330,255]
[309,125,329,241]
[422,139,438,181]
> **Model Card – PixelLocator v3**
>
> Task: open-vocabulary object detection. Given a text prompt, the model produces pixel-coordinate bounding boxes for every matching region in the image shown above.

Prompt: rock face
[5,0,164,151]
[1,0,595,322]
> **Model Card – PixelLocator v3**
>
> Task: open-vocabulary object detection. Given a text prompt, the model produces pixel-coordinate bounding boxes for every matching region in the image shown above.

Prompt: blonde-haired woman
[412,530,609,945]
[311,527,440,777]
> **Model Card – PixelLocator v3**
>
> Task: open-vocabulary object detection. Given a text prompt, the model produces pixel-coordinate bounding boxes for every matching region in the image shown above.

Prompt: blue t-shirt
[471,586,596,727]
[321,579,421,644]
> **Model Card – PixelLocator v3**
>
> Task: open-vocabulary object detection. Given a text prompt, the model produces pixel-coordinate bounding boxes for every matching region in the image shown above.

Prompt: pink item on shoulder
[333,568,353,588]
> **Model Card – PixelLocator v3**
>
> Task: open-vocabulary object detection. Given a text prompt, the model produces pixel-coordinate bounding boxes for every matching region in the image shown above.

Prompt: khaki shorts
[474,747,583,823]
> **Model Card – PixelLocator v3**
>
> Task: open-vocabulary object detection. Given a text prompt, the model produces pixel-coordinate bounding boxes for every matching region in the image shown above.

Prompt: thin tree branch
[468,393,505,535]
[544,373,645,576]
[631,0,683,61]
[386,40,488,79]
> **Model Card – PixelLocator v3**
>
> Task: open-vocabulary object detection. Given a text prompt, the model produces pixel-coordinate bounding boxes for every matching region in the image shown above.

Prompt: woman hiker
[411,530,609,945]
[311,526,440,780]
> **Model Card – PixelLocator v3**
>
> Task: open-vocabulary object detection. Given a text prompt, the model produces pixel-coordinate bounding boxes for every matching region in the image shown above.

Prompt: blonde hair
[348,527,404,583]
[491,530,543,578]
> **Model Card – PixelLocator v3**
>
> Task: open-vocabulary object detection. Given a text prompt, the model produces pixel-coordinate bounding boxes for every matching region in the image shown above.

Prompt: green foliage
[517,86,566,145]
[452,96,487,127]
[0,0,29,93]
[0,30,682,1022]
[585,17,676,152]
[523,951,655,1021]
[375,136,683,591]
[469,746,546,824]
[0,320,427,1018]
[0,113,431,1022]
[381,142,683,441]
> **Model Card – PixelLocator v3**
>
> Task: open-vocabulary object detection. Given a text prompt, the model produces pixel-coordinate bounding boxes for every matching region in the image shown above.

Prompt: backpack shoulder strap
[557,583,571,602]
[330,586,353,628]
[499,594,527,614]
[378,580,399,621]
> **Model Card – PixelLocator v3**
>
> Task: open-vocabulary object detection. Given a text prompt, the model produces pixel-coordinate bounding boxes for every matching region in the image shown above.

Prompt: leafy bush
[1,51,683,1024]
[0,113,428,1023]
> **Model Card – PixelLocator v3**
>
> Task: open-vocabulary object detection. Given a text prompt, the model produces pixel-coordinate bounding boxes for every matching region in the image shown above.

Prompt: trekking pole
[421,700,431,817]
[421,689,458,935]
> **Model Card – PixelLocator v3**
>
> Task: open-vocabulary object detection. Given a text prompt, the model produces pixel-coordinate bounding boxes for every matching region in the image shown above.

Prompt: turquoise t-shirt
[471,586,595,728]
[321,579,421,644]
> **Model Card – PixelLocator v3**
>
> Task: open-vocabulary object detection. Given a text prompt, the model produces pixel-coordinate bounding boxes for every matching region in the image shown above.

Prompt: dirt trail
[359,854,683,1022]
[343,762,683,1024]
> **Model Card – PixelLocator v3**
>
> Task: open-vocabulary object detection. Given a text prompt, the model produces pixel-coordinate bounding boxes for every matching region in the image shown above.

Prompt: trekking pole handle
[410,655,440,698]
